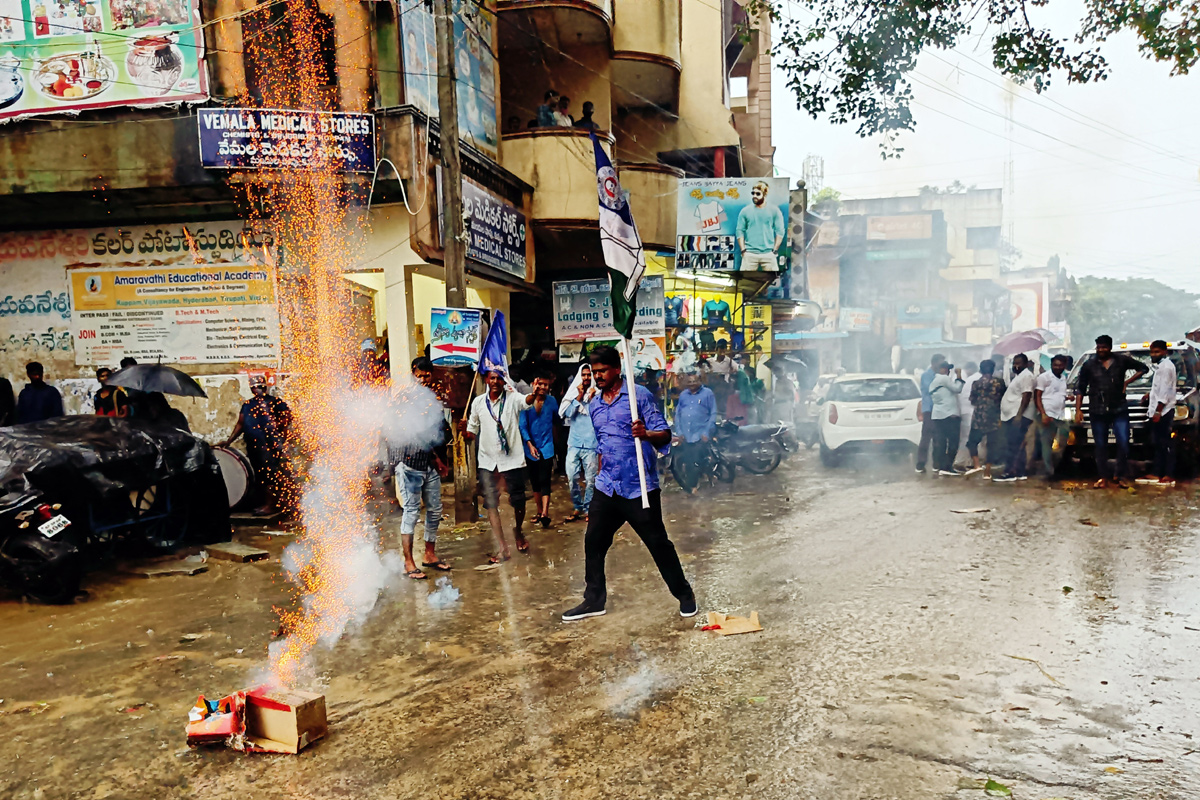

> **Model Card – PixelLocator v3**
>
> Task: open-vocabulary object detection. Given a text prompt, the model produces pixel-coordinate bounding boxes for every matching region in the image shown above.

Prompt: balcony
[496,0,612,50]
[617,162,683,250]
[499,129,614,225]
[611,0,682,111]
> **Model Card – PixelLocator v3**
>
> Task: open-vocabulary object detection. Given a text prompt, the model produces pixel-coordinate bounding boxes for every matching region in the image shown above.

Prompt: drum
[212,446,255,510]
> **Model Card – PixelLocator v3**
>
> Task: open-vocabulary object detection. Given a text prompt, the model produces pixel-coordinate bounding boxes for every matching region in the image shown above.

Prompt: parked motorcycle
[0,490,82,604]
[714,420,791,474]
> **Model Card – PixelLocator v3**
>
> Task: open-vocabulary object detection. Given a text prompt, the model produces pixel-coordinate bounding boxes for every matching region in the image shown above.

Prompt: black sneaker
[679,596,699,618]
[562,601,606,621]
[992,473,1018,483]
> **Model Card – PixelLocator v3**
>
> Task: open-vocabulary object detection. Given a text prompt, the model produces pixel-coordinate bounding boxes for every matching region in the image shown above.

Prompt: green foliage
[747,0,1200,155]
[1067,275,1200,349]
[809,185,842,214]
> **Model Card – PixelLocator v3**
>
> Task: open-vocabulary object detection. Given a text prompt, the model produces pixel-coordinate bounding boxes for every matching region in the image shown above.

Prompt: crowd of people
[916,334,1177,488]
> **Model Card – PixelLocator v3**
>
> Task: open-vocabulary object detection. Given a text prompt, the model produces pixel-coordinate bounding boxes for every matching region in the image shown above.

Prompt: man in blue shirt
[735,181,784,271]
[915,352,945,474]
[519,369,559,529]
[559,363,598,522]
[562,347,697,622]
[672,371,717,494]
[14,361,63,424]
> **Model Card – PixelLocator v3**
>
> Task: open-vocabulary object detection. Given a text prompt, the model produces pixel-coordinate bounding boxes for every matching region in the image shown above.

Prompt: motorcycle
[0,490,82,604]
[714,420,791,474]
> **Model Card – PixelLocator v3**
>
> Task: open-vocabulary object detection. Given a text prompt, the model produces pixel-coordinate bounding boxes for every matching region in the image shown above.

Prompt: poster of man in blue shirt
[736,181,785,272]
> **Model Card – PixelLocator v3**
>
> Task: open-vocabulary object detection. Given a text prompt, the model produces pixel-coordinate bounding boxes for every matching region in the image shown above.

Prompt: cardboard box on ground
[186,686,327,754]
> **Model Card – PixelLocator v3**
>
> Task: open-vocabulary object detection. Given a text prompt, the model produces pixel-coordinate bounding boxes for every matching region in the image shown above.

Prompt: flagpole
[622,337,651,509]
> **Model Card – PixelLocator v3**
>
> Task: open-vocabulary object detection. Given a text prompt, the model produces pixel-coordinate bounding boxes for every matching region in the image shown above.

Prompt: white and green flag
[591,132,646,339]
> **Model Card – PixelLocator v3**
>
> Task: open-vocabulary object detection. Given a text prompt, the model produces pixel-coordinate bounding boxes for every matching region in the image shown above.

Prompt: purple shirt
[589,381,669,499]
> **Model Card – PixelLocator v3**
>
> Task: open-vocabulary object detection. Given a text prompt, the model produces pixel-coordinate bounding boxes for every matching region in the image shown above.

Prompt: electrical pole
[434,0,476,523]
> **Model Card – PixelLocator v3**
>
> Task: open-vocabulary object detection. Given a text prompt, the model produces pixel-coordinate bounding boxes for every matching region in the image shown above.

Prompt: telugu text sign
[551,277,664,342]
[67,264,281,366]
[0,0,208,123]
[463,179,527,280]
[197,108,376,173]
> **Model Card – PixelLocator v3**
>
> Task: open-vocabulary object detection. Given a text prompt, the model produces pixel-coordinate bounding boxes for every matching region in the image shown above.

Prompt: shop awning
[900,340,978,350]
[775,331,849,341]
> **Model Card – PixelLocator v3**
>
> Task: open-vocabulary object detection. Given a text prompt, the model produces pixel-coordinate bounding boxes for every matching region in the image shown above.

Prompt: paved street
[4,451,1200,800]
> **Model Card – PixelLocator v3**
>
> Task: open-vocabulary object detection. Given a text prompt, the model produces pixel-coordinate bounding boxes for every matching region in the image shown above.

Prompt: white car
[816,373,924,466]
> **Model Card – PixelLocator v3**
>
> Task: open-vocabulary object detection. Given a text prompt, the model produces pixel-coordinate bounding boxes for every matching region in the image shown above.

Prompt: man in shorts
[460,369,537,562]
[519,369,559,528]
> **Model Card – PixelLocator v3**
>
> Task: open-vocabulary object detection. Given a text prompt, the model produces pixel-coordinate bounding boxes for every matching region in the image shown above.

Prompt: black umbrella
[107,364,207,398]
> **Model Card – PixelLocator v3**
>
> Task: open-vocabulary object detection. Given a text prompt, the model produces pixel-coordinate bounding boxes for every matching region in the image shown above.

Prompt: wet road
[4,450,1200,799]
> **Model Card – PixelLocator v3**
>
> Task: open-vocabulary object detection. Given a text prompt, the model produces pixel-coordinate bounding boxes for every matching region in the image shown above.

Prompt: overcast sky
[770,8,1200,293]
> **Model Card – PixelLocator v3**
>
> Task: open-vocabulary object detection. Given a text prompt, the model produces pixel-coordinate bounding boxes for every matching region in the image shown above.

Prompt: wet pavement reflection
[3,448,1200,799]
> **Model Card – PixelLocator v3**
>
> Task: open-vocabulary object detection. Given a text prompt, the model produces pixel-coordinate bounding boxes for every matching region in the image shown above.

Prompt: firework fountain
[235,1,440,689]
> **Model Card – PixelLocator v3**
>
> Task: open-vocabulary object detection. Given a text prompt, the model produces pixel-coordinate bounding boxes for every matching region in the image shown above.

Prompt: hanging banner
[197,108,376,173]
[676,177,790,272]
[67,262,281,365]
[0,0,208,123]
[552,276,664,342]
[399,0,498,159]
[429,306,482,366]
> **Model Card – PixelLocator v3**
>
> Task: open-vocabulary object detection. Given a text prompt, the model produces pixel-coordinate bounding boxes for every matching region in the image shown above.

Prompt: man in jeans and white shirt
[559,363,599,522]
[1138,340,1177,486]
[459,369,537,563]
[955,362,980,469]
[1026,354,1070,479]
[993,354,1036,482]
[394,357,452,579]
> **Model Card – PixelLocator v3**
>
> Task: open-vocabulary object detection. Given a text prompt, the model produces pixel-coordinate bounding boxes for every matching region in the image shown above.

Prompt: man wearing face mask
[219,375,295,516]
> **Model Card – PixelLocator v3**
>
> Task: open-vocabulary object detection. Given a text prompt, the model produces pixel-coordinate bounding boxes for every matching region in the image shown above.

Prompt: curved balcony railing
[499,128,615,225]
[617,161,683,250]
[496,0,613,31]
[611,0,682,110]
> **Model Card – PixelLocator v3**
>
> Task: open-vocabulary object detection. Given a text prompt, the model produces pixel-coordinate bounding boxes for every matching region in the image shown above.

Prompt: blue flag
[477,310,509,377]
[591,132,646,339]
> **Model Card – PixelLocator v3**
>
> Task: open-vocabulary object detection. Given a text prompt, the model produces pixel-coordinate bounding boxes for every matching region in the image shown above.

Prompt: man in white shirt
[459,369,537,563]
[1026,354,1070,479]
[1138,340,1178,486]
[955,361,980,469]
[993,354,1036,482]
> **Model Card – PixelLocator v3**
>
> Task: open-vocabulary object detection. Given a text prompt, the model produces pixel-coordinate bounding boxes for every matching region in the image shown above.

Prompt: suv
[1065,342,1200,471]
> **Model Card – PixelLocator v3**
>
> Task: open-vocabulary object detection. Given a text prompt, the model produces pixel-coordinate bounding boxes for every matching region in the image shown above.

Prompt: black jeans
[1002,417,1032,476]
[931,416,960,472]
[1149,416,1175,478]
[966,425,1002,465]
[583,489,693,607]
[916,415,934,469]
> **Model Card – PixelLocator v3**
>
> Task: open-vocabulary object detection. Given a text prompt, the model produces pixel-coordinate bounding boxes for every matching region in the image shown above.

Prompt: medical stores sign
[197,108,376,173]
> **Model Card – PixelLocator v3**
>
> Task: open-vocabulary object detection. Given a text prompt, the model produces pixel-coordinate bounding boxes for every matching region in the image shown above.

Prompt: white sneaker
[938,469,963,477]
[963,467,985,477]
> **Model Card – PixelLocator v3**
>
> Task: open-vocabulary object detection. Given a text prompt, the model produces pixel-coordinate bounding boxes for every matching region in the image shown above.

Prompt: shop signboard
[429,306,483,366]
[198,109,376,173]
[463,179,526,279]
[0,0,208,123]
[67,262,281,365]
[552,276,664,342]
[866,214,932,241]
[675,177,790,272]
[399,0,498,159]
[838,307,873,332]
[896,299,946,323]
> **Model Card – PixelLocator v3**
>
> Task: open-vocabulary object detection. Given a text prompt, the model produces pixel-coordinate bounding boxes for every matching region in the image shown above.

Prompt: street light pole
[434,0,476,523]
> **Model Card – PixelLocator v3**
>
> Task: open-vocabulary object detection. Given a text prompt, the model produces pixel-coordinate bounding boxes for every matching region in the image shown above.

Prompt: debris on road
[206,541,271,562]
[951,508,993,514]
[983,777,1011,796]
[704,611,762,635]
[186,686,327,754]
[121,560,208,578]
[1062,586,1074,594]
[1079,518,1100,526]
[1005,654,1063,686]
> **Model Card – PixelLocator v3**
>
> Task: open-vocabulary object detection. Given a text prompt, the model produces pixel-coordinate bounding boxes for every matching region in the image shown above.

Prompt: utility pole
[434,0,476,523]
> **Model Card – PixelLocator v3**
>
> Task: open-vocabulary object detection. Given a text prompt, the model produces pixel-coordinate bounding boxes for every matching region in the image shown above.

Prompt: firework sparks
[232,0,436,688]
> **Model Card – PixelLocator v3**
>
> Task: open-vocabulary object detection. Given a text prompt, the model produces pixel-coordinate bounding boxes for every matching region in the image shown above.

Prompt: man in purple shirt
[562,346,697,621]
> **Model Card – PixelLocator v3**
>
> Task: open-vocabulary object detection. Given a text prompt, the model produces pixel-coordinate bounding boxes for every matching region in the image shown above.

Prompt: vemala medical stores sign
[197,108,376,172]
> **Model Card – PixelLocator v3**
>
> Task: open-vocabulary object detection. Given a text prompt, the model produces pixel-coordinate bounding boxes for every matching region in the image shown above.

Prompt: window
[966,226,1001,250]
[828,379,921,402]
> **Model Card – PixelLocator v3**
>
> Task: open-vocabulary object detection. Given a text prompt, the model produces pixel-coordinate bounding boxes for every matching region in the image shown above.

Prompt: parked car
[1064,341,1200,473]
[816,373,923,467]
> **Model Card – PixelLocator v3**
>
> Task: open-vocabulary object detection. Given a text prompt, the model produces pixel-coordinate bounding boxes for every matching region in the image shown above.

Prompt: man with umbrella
[219,376,295,515]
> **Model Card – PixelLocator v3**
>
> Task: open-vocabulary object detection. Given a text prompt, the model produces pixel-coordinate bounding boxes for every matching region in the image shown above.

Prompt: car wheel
[0,533,83,604]
[819,443,841,467]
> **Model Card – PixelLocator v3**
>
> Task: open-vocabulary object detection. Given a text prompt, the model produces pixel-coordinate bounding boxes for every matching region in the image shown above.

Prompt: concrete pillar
[384,262,416,379]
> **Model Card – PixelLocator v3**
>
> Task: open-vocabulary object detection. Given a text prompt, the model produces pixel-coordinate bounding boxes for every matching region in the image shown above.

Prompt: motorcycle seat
[731,424,782,437]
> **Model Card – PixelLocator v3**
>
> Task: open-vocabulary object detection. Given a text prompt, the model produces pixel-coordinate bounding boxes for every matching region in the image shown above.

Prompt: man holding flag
[458,311,539,563]
[561,135,697,621]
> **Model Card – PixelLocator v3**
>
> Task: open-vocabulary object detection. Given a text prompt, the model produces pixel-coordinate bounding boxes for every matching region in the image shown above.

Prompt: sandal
[405,569,427,580]
[487,554,510,565]
[422,560,453,571]
[1093,479,1109,489]
[564,511,585,522]
[515,536,530,553]
[539,515,551,529]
